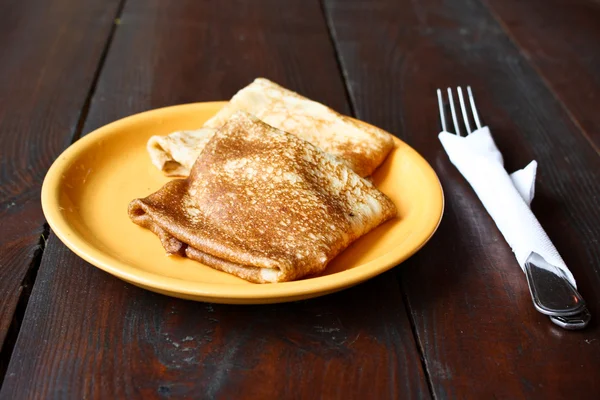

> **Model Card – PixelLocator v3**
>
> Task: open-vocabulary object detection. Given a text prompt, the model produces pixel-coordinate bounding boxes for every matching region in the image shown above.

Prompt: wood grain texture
[1,237,424,399]
[0,1,430,398]
[0,0,122,353]
[482,0,600,151]
[323,0,600,398]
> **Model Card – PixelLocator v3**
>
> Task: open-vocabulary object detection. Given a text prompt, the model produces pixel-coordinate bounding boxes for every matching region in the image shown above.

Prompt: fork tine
[447,88,461,136]
[457,87,472,135]
[467,86,482,129]
[437,89,447,132]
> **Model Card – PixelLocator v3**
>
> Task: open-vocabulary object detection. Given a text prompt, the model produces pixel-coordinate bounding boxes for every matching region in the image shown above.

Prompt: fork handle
[524,252,586,317]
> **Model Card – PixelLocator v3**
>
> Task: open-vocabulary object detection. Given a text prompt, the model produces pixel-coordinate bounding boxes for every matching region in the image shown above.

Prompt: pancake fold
[148,78,394,177]
[130,111,396,283]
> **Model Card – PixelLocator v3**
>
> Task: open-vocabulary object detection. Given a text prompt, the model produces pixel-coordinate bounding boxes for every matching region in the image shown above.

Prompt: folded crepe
[148,127,217,176]
[131,111,397,283]
[147,78,394,177]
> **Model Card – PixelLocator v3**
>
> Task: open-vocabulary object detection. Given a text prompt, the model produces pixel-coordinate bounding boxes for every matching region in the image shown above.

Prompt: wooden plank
[482,0,600,151]
[0,0,122,358]
[0,1,430,398]
[2,237,426,399]
[323,0,600,398]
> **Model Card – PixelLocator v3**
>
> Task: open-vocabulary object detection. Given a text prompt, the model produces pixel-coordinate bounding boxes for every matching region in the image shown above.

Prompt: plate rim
[41,102,444,302]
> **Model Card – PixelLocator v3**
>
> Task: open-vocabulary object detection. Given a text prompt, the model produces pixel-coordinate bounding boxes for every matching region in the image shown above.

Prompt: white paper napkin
[439,127,576,287]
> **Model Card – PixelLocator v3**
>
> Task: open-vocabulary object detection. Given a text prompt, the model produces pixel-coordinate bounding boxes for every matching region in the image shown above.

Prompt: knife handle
[524,252,586,317]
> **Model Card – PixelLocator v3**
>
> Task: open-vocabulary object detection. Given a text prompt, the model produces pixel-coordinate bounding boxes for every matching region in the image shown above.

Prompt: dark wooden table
[1,0,599,398]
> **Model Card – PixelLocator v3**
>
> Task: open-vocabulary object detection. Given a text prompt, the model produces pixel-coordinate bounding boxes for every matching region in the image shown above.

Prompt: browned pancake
[129,111,397,283]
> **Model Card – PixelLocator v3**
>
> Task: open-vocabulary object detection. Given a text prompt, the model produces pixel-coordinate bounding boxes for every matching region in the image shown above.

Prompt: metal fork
[437,86,590,330]
[437,86,482,136]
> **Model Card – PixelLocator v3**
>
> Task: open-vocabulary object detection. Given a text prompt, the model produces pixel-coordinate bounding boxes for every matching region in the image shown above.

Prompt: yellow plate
[42,102,443,304]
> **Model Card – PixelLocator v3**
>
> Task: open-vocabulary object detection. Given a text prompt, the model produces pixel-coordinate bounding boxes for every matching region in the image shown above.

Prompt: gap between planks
[398,270,437,400]
[318,0,437,397]
[318,0,357,117]
[0,224,48,387]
